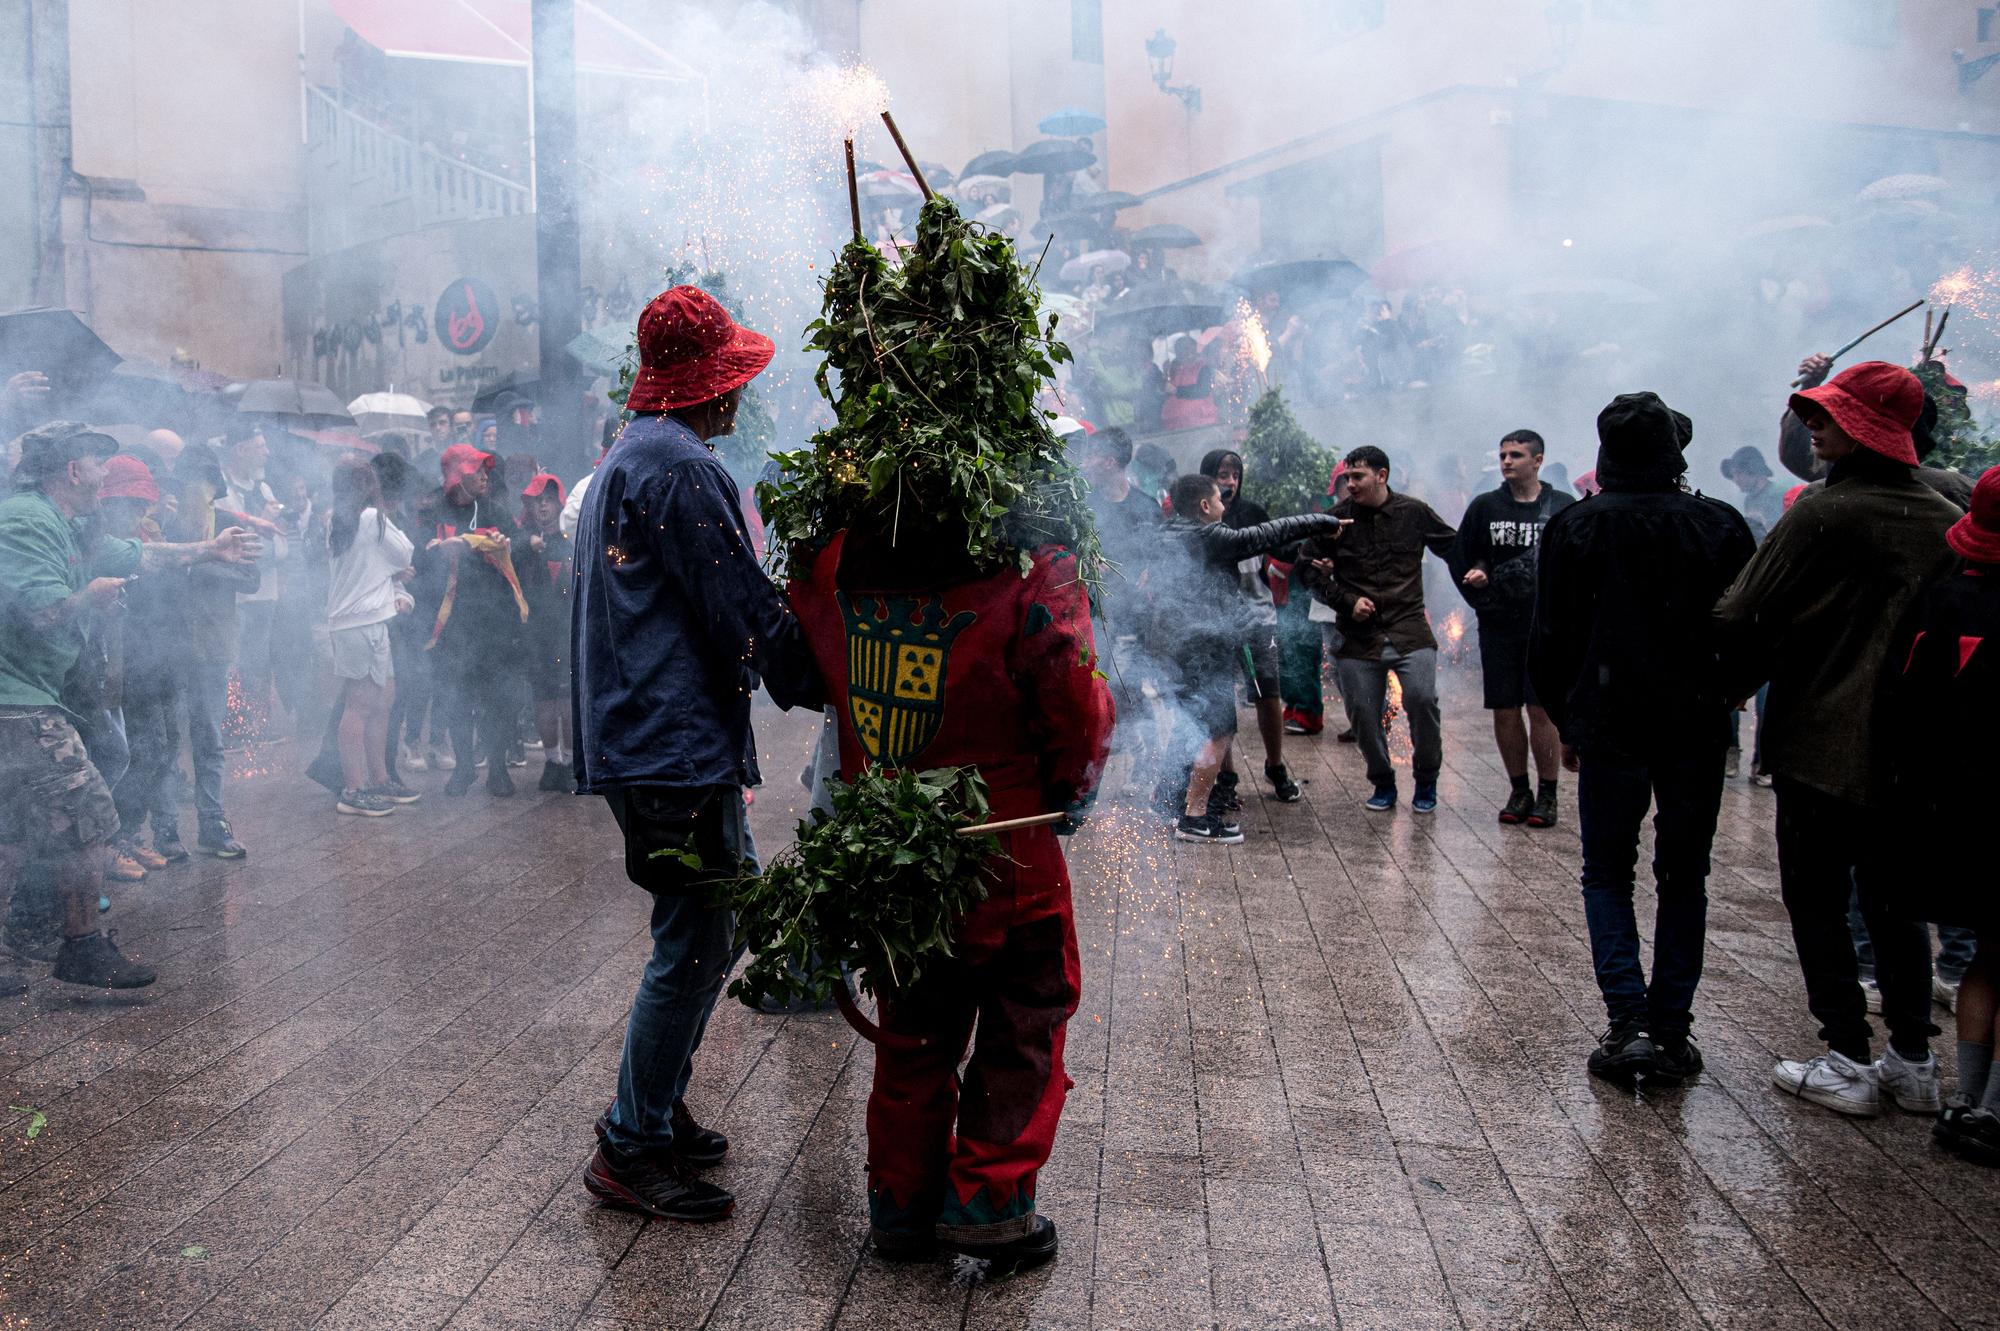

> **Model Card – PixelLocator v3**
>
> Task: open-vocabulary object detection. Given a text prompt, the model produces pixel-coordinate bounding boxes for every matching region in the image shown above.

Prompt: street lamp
[1145,28,1201,113]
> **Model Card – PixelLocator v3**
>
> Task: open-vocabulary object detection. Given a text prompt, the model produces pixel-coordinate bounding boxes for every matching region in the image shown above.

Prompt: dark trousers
[114,685,178,838]
[1773,777,1935,1062]
[1576,745,1724,1042]
[437,635,519,769]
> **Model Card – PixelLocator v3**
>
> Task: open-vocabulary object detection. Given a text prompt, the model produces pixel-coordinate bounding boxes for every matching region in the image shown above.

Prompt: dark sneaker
[1588,1026,1656,1083]
[538,761,574,793]
[1264,764,1302,803]
[1211,773,1243,813]
[1175,814,1244,845]
[198,823,247,859]
[0,965,26,998]
[1412,785,1438,814]
[1526,794,1559,828]
[153,829,189,863]
[1651,1036,1704,1084]
[583,1144,734,1221]
[371,779,422,804]
[5,922,61,964]
[1498,789,1533,825]
[942,1215,1059,1284]
[487,766,516,798]
[1337,727,1358,743]
[52,930,156,989]
[1364,785,1396,812]
[336,788,396,817]
[1941,1108,2000,1167]
[1934,1093,1976,1152]
[444,768,477,797]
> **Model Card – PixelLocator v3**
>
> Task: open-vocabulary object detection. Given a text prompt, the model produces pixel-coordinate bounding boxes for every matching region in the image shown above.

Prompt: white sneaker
[1874,1048,1942,1114]
[400,742,427,772]
[1860,978,1882,1014]
[1934,976,1960,1012]
[430,748,456,772]
[1773,1051,1880,1117]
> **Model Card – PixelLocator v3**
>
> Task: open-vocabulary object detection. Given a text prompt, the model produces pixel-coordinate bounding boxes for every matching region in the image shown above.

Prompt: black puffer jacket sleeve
[1199,512,1343,564]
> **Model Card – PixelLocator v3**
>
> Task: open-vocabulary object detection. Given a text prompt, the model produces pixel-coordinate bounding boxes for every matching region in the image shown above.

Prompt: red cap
[99,454,159,504]
[1947,466,2000,564]
[520,472,567,505]
[624,286,774,413]
[1788,360,1923,467]
[440,443,496,491]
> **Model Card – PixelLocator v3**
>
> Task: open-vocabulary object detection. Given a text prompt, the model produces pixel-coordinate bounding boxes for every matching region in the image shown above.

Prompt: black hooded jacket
[1528,393,1756,756]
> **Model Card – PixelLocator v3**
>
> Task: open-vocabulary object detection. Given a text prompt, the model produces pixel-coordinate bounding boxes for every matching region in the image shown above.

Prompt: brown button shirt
[1322,491,1457,660]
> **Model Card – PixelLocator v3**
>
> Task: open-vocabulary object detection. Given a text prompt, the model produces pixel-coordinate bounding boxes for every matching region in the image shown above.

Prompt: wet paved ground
[1,676,1996,1331]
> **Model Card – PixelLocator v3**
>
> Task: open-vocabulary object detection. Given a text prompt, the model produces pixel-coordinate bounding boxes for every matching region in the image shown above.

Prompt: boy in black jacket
[1159,474,1344,843]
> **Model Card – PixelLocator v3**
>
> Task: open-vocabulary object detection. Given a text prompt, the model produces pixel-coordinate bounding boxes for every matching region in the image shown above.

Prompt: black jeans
[1576,744,1723,1042]
[1773,777,1935,1062]
[437,634,520,770]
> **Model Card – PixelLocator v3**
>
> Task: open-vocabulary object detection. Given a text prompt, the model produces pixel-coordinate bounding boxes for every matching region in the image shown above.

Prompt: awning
[328,0,700,82]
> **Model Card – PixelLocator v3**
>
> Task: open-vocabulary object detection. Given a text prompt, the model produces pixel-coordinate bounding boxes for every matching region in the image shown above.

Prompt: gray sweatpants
[1336,645,1442,789]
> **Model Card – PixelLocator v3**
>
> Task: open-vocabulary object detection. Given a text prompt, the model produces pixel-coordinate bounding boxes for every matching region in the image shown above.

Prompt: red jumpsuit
[789,531,1114,1246]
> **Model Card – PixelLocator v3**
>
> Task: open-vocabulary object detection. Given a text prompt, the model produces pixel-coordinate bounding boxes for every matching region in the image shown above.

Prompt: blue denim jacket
[569,413,820,792]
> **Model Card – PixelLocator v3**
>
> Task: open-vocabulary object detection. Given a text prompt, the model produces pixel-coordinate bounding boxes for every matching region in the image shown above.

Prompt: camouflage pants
[0,708,119,857]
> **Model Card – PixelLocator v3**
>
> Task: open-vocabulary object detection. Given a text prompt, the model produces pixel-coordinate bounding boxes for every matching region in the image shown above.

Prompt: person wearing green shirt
[0,421,259,994]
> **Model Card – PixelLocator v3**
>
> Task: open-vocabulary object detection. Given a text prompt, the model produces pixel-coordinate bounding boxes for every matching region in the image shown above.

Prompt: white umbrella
[348,391,433,435]
[956,174,1010,202]
[1060,250,1131,284]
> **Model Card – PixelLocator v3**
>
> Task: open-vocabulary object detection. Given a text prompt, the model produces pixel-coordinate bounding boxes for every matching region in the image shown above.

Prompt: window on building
[1820,0,1900,47]
[1071,0,1103,64]
[1312,0,1386,46]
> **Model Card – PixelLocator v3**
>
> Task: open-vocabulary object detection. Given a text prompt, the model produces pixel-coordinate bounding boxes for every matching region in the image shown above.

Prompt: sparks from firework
[1382,673,1414,764]
[799,64,890,141]
[1236,298,1273,390]
[1929,262,2000,357]
[1437,609,1469,665]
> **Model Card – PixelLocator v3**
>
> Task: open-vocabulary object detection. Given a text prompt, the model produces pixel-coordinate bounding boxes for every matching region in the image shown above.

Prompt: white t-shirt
[325,508,415,632]
[559,469,592,540]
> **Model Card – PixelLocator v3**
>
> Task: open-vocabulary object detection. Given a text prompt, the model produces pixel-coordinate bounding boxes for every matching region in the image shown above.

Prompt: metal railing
[304,85,529,252]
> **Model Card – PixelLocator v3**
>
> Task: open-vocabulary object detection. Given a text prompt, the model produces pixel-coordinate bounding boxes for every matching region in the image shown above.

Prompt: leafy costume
[769,198,1113,1249]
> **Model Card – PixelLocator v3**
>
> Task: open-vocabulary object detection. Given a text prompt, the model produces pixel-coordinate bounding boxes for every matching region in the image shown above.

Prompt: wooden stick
[954,811,1065,838]
[1925,308,1935,352]
[1791,298,1925,386]
[1927,307,1951,359]
[843,138,863,242]
[879,110,932,200]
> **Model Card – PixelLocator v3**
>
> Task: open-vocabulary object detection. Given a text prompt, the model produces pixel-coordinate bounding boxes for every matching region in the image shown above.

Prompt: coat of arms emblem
[837,591,977,765]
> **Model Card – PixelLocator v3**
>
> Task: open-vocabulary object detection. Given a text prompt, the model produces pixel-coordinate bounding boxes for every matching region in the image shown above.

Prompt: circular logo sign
[435,278,500,356]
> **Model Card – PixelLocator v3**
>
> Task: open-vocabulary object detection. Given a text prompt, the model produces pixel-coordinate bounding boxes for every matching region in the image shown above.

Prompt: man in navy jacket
[571,286,821,1224]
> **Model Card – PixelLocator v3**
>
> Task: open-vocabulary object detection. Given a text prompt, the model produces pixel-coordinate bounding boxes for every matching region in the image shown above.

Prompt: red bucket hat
[1787,360,1923,467]
[1947,466,2000,564]
[440,442,496,491]
[624,286,774,414]
[99,454,159,504]
[520,472,567,505]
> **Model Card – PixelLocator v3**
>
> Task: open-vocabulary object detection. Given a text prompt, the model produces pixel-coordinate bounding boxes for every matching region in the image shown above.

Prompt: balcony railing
[304,84,530,253]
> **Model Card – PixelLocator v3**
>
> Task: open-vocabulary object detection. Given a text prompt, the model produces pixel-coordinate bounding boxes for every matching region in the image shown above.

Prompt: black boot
[942,1215,1059,1284]
[487,763,516,797]
[445,767,477,797]
[52,930,156,989]
[537,760,573,793]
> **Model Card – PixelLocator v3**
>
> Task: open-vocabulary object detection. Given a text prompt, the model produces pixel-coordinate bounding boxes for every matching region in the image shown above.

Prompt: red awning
[328,0,699,81]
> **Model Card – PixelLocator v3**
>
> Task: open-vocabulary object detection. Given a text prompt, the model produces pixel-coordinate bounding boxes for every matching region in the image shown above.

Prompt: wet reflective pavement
[1,685,1995,1330]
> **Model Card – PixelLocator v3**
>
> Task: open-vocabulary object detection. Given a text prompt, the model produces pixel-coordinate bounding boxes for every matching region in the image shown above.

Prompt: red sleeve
[1011,549,1115,817]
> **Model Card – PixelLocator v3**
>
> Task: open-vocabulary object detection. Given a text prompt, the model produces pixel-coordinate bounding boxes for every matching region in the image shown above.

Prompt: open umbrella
[1093,279,1226,338]
[955,174,1011,202]
[918,161,956,189]
[1068,191,1141,215]
[347,391,433,435]
[1126,223,1203,250]
[1858,174,1949,202]
[472,372,537,414]
[1060,250,1131,284]
[961,150,1021,181]
[0,307,122,393]
[289,426,378,456]
[857,169,924,202]
[1038,108,1107,137]
[1012,140,1095,176]
[1033,212,1114,240]
[1233,257,1370,302]
[975,203,1022,231]
[228,378,354,428]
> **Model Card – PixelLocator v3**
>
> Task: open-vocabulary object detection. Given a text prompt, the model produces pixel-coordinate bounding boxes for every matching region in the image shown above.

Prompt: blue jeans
[1336,646,1441,788]
[1577,744,1725,1041]
[182,661,230,829]
[1728,683,1770,769]
[602,787,751,1155]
